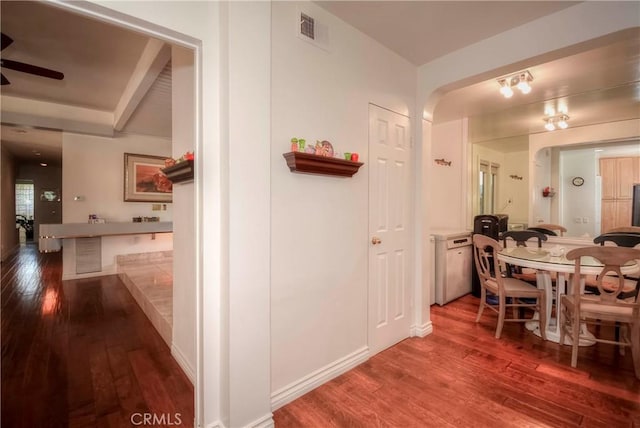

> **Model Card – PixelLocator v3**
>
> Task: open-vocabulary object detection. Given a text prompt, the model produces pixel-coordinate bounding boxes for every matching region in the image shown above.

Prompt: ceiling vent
[296,8,330,52]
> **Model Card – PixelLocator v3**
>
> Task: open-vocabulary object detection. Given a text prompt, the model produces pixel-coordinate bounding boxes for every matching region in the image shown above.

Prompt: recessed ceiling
[0,125,62,165]
[0,0,173,164]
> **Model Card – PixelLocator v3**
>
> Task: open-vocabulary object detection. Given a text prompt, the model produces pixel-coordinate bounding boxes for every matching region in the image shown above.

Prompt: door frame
[42,1,204,425]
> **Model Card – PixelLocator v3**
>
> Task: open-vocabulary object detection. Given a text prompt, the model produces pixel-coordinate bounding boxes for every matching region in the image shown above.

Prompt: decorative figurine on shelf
[314,140,334,157]
[298,139,306,151]
[290,137,299,152]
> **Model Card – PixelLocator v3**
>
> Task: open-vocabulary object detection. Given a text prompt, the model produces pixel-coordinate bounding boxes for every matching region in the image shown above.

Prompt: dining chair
[606,226,640,235]
[527,227,557,236]
[589,233,640,300]
[559,246,640,380]
[502,230,548,282]
[590,233,640,342]
[472,234,547,340]
[535,223,567,236]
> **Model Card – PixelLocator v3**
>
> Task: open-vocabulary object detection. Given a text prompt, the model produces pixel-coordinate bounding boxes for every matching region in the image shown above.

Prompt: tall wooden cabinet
[600,156,640,233]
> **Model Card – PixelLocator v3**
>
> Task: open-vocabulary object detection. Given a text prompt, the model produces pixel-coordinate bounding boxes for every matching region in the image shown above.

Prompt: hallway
[1,244,193,427]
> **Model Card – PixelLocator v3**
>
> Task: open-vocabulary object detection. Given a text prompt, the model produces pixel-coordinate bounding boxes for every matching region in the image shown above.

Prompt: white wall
[270,0,416,405]
[171,45,196,384]
[559,149,598,237]
[500,151,529,224]
[61,132,174,279]
[62,132,173,223]
[429,119,467,230]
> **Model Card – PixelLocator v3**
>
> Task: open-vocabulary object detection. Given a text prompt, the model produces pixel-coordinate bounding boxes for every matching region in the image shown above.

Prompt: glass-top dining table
[497,246,640,345]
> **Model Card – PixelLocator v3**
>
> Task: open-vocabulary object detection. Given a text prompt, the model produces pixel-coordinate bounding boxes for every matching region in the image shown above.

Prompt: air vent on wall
[296,8,330,52]
[300,13,315,40]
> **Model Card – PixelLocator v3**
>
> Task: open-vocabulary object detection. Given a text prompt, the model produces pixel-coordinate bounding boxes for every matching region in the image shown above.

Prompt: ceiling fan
[1,32,64,85]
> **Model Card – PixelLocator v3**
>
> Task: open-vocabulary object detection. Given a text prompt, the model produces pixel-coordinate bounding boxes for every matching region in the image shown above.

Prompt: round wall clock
[572,176,584,187]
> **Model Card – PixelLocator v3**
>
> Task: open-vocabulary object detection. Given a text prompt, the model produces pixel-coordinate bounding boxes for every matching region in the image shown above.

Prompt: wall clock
[572,176,584,187]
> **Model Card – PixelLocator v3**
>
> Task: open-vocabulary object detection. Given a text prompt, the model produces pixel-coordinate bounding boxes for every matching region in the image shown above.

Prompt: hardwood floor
[274,295,640,427]
[1,244,193,428]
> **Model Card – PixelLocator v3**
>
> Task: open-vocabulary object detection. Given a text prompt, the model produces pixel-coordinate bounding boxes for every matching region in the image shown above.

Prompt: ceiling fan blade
[1,33,13,51]
[0,59,64,80]
[1,73,9,85]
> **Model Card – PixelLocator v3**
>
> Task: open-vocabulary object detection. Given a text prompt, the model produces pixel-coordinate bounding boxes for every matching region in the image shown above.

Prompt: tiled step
[117,252,173,346]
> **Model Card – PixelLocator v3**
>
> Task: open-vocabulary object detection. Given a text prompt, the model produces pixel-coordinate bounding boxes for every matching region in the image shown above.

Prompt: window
[478,161,499,215]
[15,181,34,219]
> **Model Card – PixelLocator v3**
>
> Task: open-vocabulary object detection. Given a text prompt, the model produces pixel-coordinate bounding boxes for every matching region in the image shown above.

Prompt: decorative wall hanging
[434,158,452,166]
[124,153,173,202]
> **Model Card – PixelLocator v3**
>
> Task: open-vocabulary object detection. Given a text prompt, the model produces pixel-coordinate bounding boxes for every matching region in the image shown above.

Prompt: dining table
[497,246,639,345]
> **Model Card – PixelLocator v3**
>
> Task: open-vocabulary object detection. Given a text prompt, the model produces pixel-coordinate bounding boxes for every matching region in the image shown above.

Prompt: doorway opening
[15,180,34,243]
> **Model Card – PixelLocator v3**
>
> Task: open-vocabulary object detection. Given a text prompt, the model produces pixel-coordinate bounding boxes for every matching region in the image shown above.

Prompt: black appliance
[633,184,640,227]
[471,214,508,297]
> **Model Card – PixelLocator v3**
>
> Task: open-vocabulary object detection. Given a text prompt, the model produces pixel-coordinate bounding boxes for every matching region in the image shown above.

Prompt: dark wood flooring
[274,295,640,427]
[1,243,193,428]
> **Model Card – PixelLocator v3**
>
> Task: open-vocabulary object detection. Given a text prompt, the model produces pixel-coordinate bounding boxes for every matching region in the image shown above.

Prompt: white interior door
[368,104,412,355]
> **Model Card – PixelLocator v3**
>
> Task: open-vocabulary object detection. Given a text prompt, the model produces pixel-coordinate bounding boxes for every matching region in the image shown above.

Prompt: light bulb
[545,120,555,131]
[500,83,513,98]
[516,75,531,94]
[558,119,568,129]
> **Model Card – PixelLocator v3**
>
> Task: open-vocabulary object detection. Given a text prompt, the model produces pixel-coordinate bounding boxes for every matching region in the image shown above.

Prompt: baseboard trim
[271,346,370,410]
[247,413,274,428]
[171,343,195,385]
[412,321,433,337]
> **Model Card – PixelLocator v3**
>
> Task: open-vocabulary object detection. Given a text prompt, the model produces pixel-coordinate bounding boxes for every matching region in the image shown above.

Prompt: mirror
[473,138,640,238]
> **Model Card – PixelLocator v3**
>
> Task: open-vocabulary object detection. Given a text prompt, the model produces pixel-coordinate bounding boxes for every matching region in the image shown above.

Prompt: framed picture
[40,189,61,202]
[124,153,173,202]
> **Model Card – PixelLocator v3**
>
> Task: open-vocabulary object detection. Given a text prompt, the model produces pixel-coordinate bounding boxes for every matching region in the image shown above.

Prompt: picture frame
[40,189,61,202]
[124,153,173,202]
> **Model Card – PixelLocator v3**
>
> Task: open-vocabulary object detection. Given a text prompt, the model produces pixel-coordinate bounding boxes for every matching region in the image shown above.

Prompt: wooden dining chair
[535,223,567,236]
[590,233,640,300]
[527,227,557,236]
[559,246,640,380]
[472,234,547,340]
[502,230,548,282]
[606,226,640,235]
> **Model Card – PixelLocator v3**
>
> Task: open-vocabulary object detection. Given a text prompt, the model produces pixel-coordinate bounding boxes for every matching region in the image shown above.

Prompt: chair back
[472,234,503,293]
[606,226,640,235]
[566,246,640,303]
[593,233,640,248]
[502,230,547,248]
[527,227,557,236]
[535,223,567,236]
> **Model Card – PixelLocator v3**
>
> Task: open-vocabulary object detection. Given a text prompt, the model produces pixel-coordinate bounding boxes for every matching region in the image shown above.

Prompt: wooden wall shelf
[283,152,364,177]
[161,160,194,183]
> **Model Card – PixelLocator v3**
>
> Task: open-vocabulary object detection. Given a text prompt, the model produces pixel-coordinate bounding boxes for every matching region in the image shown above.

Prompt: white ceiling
[316,1,579,66]
[1,1,638,166]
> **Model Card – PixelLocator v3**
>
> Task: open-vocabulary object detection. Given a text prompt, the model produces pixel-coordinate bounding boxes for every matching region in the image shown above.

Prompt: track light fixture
[544,114,570,131]
[497,70,533,98]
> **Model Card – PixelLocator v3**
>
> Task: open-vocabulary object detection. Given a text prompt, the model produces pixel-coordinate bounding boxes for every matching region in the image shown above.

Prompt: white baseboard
[270,346,370,410]
[204,413,272,428]
[171,343,195,385]
[412,321,433,337]
[247,414,274,428]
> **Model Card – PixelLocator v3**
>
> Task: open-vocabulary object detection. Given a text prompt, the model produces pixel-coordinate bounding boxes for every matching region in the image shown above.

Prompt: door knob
[371,236,382,245]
